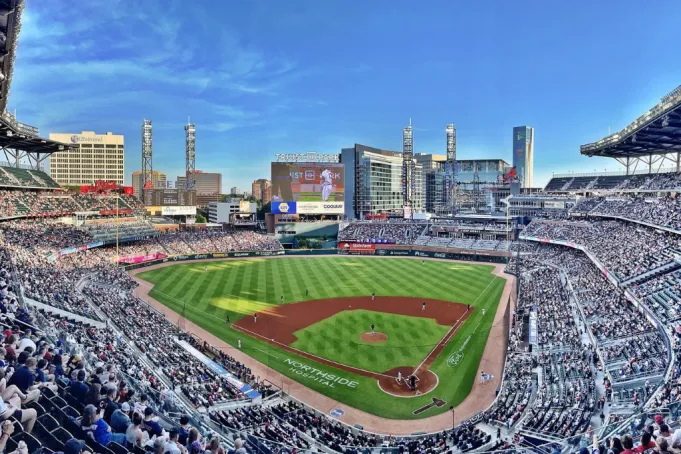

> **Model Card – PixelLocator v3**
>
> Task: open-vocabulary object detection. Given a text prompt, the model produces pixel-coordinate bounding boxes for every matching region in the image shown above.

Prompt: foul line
[413,275,500,375]
[231,323,395,380]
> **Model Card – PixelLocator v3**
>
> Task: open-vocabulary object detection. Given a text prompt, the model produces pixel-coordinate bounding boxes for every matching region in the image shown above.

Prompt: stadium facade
[48,131,124,185]
[341,144,425,219]
[512,126,534,188]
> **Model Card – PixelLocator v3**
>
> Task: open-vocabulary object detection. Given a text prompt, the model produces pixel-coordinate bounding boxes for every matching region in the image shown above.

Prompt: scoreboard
[145,189,196,206]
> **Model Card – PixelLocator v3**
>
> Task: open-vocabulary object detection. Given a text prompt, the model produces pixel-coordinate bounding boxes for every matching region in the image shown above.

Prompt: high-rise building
[178,171,221,195]
[251,179,271,202]
[341,144,425,219]
[513,126,534,188]
[230,186,242,195]
[131,170,167,199]
[48,131,124,185]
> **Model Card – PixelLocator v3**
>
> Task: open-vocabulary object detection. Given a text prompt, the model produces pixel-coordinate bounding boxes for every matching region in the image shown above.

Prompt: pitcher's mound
[361,332,388,343]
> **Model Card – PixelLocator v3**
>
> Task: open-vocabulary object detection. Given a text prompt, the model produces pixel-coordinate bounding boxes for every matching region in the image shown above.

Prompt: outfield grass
[136,257,506,419]
[291,309,450,374]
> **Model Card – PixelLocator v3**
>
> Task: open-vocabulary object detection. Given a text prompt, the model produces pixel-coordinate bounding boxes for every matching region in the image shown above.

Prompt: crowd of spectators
[522,220,681,281]
[338,220,427,244]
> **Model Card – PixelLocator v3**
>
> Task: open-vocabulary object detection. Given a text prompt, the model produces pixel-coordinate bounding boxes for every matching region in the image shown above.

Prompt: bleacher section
[544,171,681,193]
[0,166,60,188]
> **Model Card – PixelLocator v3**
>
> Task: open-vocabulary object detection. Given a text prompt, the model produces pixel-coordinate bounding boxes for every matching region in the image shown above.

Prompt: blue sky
[11,0,681,189]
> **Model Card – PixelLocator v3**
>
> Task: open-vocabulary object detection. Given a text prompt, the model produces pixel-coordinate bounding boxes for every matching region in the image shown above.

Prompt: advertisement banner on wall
[161,206,197,216]
[296,201,345,214]
[271,201,297,214]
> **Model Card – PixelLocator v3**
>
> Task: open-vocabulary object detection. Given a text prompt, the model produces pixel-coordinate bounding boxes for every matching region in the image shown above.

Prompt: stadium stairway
[22,296,105,329]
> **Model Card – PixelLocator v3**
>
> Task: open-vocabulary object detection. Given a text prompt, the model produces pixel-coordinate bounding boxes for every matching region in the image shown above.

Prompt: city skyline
[11,0,681,190]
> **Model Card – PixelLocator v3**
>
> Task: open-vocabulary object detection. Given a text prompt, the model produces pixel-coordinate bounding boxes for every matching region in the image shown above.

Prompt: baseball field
[135,256,506,419]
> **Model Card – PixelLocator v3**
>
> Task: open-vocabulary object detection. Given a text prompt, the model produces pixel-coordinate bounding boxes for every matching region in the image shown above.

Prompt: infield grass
[291,309,450,374]
[136,256,506,419]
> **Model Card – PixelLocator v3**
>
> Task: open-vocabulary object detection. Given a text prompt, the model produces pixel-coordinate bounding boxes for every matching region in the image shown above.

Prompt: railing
[552,166,681,179]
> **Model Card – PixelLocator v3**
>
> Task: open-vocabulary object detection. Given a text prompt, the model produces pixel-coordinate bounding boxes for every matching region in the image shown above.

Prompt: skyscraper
[512,126,534,188]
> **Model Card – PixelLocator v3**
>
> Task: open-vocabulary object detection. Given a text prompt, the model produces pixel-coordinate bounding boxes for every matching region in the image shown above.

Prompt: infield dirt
[232,296,471,396]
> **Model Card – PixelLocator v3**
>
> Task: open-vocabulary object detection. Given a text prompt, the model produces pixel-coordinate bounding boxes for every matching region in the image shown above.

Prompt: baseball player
[280,295,284,303]
[305,289,309,296]
[204,266,207,272]
[254,313,257,323]
[480,370,486,384]
[396,371,403,384]
[370,324,375,334]
[372,292,375,301]
[482,308,486,316]
[320,168,333,201]
[238,339,241,349]
[422,302,426,312]
[225,314,230,324]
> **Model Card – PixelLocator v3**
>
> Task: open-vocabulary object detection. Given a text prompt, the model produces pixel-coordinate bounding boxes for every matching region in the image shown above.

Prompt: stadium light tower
[141,119,153,203]
[185,117,196,190]
[445,123,457,215]
[402,119,414,214]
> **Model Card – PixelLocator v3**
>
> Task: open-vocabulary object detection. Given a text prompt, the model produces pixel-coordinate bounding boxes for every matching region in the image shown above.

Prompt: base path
[129,255,514,435]
[233,296,470,394]
[361,332,387,343]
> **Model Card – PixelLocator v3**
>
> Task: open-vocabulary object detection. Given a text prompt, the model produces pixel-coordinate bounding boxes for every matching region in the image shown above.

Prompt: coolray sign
[296,201,345,214]
[234,252,250,257]
[284,358,358,388]
[70,135,104,143]
[161,206,197,216]
[195,254,208,259]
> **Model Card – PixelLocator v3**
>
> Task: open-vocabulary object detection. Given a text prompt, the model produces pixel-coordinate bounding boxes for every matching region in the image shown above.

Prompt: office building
[182,170,221,194]
[48,131,124,185]
[251,179,272,202]
[131,170,167,199]
[513,126,534,188]
[230,186,242,195]
[341,144,425,219]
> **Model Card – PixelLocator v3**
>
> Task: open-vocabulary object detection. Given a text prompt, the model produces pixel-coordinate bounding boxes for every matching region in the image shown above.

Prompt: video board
[270,163,344,214]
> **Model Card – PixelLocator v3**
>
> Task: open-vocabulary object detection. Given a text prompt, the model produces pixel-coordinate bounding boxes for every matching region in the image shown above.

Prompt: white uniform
[321,169,333,201]
[238,339,242,349]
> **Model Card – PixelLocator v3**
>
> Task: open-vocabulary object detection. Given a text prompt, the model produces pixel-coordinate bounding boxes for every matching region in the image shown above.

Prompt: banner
[296,201,345,214]
[338,242,375,251]
[272,201,297,214]
[161,206,197,216]
[118,252,167,264]
[99,209,133,216]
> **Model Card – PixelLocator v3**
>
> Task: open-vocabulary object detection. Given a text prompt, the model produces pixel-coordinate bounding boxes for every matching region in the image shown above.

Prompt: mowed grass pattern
[291,309,450,373]
[138,257,493,321]
[136,257,506,419]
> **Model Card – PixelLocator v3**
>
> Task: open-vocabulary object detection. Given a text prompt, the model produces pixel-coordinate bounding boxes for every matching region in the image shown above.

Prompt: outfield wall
[122,247,509,271]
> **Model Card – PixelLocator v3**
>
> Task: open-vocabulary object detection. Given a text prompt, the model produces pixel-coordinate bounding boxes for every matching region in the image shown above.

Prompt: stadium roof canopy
[581,85,681,163]
[0,0,23,113]
[0,111,74,170]
[0,0,75,170]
